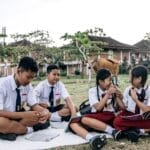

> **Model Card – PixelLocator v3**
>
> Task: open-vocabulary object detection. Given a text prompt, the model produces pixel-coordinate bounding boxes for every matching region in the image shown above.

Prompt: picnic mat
[0,122,112,150]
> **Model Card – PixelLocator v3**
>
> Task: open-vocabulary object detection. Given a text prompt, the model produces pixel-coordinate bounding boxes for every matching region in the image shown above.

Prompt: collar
[134,85,148,93]
[98,86,107,94]
[46,79,56,88]
[10,75,26,91]
[10,75,18,91]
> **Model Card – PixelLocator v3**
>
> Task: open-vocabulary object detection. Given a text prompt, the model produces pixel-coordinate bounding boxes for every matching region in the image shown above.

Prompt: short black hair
[18,56,38,73]
[131,65,148,87]
[96,69,111,85]
[47,64,59,74]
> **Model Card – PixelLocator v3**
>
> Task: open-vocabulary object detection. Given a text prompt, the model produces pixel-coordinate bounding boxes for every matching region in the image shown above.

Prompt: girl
[69,69,125,149]
[113,65,150,142]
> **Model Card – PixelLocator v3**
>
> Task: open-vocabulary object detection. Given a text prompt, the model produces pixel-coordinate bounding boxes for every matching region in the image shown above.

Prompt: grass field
[33,74,150,150]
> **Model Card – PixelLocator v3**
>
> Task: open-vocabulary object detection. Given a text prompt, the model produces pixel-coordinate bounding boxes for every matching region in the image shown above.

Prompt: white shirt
[89,86,115,113]
[34,79,70,106]
[123,85,150,114]
[0,75,37,112]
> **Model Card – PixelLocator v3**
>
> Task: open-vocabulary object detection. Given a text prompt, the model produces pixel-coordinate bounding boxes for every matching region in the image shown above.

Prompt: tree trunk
[81,61,85,78]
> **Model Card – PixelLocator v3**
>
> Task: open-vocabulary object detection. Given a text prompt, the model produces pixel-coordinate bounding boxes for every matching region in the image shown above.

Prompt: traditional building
[88,36,137,64]
[61,36,137,75]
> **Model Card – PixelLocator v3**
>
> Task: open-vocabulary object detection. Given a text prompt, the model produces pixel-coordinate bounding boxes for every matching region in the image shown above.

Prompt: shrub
[119,64,129,74]
[74,70,80,75]
[39,72,46,77]
[60,70,67,76]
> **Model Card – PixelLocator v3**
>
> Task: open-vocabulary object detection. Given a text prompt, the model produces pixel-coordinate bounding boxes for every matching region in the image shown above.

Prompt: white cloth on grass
[0,122,112,150]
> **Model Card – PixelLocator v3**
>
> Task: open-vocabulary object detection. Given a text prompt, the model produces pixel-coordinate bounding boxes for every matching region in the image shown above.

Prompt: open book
[121,111,150,121]
[25,132,59,142]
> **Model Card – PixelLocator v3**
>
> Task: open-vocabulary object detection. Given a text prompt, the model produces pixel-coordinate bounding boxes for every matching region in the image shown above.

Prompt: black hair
[96,69,111,86]
[18,56,38,73]
[129,65,148,103]
[96,69,111,101]
[131,65,148,87]
[47,64,59,74]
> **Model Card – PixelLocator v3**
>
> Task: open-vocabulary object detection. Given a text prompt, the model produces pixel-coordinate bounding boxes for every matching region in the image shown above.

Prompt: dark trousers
[48,104,65,113]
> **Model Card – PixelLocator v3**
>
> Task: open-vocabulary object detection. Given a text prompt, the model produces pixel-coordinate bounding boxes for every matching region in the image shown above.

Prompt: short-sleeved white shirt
[89,86,115,113]
[0,75,37,112]
[123,85,150,114]
[34,79,70,106]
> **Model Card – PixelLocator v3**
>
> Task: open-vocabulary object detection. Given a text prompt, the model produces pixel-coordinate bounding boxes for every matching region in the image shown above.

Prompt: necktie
[49,86,54,107]
[16,88,21,112]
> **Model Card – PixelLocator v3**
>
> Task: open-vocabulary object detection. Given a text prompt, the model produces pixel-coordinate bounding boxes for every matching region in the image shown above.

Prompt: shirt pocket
[55,93,61,100]
[21,93,28,102]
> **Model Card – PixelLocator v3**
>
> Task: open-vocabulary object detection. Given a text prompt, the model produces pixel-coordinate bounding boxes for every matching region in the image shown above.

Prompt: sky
[1,0,150,46]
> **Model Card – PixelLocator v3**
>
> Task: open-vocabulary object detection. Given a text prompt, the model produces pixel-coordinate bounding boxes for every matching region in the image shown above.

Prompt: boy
[0,57,50,141]
[34,64,76,122]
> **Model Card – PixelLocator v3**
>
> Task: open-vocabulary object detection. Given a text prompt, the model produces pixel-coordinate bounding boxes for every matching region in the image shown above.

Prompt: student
[0,57,50,141]
[113,65,150,142]
[34,64,77,122]
[69,69,125,149]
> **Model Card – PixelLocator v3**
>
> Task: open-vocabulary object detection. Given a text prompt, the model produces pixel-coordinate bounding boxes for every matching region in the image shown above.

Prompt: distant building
[88,36,137,64]
[132,40,150,67]
[61,36,137,75]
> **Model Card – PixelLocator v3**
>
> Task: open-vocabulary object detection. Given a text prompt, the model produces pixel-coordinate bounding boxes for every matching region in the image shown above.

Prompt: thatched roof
[134,40,150,51]
[88,36,137,50]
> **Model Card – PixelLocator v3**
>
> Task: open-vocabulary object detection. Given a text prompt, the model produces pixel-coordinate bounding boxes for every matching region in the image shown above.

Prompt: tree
[61,27,106,79]
[10,30,53,46]
[10,30,54,64]
[46,47,64,64]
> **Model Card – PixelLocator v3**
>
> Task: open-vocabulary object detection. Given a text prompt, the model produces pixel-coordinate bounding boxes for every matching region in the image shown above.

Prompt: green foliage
[61,27,106,62]
[10,30,53,46]
[60,27,106,77]
[74,70,80,75]
[119,56,129,74]
[119,64,129,74]
[39,72,46,77]
[60,70,67,76]
[44,47,64,64]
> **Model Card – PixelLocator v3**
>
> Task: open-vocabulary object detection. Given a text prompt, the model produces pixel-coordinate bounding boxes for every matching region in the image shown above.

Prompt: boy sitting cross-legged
[0,57,50,141]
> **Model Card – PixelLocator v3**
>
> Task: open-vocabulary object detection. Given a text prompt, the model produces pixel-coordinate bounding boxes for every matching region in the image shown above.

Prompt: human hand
[39,103,49,108]
[38,109,50,123]
[115,89,123,99]
[107,86,117,95]
[20,111,40,126]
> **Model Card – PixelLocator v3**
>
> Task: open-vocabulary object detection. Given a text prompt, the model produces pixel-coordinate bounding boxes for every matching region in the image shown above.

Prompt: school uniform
[114,86,150,131]
[84,86,116,126]
[34,79,70,112]
[0,75,37,112]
